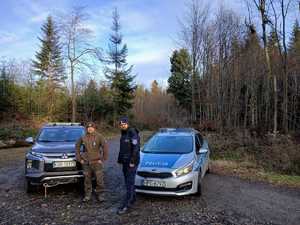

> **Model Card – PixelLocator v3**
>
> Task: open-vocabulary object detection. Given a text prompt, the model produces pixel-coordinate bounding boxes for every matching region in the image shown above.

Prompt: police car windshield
[143,135,193,154]
[37,128,84,142]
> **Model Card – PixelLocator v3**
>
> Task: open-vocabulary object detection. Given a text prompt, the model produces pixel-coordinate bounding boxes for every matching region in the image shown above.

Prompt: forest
[0,1,299,175]
[1,1,299,131]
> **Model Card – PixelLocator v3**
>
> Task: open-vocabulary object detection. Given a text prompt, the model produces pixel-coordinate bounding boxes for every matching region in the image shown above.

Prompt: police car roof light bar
[159,128,195,133]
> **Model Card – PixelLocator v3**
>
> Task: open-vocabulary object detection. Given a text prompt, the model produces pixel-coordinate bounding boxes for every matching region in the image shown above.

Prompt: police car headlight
[175,162,193,177]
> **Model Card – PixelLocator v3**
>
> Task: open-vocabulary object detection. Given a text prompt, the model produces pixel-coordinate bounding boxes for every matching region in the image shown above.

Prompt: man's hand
[98,160,103,164]
[80,159,84,164]
[129,163,135,168]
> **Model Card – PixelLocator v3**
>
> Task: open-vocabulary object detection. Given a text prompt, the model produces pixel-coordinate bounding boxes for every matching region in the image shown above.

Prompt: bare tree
[178,0,210,122]
[58,6,100,122]
[278,0,294,132]
[246,0,282,135]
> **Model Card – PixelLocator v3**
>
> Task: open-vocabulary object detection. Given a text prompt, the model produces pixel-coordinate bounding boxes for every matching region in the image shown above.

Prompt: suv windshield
[37,128,85,142]
[143,135,193,154]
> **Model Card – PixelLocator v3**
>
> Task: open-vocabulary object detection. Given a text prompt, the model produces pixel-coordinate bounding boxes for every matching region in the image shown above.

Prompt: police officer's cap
[119,116,129,124]
[86,121,96,128]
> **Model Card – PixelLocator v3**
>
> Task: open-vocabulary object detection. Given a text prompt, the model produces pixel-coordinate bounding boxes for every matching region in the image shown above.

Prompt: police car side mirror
[25,137,34,144]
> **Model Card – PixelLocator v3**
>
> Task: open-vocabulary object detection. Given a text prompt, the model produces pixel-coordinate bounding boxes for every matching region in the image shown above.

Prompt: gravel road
[0,138,299,225]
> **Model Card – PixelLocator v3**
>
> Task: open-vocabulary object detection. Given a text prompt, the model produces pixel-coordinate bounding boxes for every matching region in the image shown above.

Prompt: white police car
[135,128,210,196]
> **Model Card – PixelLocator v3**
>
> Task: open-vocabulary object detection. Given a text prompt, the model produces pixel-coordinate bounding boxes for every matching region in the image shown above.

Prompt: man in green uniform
[75,122,109,202]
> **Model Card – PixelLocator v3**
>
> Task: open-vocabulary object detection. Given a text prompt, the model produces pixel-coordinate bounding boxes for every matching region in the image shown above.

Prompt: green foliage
[0,127,37,140]
[167,49,192,111]
[77,80,115,122]
[0,67,13,113]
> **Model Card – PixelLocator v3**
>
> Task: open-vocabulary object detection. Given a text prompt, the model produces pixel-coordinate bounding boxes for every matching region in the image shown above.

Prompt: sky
[0,0,299,87]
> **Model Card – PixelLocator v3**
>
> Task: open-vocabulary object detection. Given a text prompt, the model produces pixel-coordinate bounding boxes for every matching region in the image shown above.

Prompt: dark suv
[24,123,85,193]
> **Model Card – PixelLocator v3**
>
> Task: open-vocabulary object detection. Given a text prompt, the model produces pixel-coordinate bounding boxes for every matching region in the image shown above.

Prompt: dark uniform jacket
[118,128,140,165]
[75,132,108,164]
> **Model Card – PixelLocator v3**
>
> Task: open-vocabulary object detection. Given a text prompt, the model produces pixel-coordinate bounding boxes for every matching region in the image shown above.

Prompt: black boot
[117,206,129,215]
[82,195,91,202]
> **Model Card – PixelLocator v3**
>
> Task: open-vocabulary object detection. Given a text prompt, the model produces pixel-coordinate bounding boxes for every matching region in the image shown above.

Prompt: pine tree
[289,20,300,57]
[105,8,136,118]
[167,49,192,111]
[32,16,65,119]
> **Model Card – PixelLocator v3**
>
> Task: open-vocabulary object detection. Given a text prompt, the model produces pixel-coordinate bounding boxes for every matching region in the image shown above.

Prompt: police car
[24,123,85,193]
[135,128,210,196]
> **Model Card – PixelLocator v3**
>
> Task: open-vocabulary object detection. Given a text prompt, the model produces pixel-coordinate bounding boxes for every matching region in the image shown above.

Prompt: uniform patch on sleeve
[132,139,138,145]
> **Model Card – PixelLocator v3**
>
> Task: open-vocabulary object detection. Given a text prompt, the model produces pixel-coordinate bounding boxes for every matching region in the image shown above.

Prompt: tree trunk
[71,63,76,122]
[273,74,278,133]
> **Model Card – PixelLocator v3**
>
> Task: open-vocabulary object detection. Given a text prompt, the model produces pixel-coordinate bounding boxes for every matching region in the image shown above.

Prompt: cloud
[0,31,18,45]
[29,12,50,23]
[128,50,166,64]
[126,35,174,65]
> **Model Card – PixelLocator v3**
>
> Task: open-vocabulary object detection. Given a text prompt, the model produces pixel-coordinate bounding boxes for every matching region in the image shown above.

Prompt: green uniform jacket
[75,132,108,163]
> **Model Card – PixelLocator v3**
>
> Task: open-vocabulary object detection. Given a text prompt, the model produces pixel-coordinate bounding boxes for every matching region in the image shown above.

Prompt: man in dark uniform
[75,122,109,202]
[117,116,140,215]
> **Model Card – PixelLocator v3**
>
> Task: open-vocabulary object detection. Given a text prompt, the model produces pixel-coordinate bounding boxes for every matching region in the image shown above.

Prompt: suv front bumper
[26,170,84,185]
[25,153,83,185]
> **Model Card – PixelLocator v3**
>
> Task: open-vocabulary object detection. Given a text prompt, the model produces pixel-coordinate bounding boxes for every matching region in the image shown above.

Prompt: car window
[38,128,85,142]
[196,133,203,145]
[143,135,193,154]
[195,135,201,150]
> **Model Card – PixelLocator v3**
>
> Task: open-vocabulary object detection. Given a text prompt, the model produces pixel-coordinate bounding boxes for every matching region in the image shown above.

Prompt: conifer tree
[105,8,136,118]
[289,20,300,57]
[32,16,65,119]
[167,49,192,111]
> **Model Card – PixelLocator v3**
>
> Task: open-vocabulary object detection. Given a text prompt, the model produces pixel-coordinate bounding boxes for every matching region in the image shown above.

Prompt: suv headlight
[30,151,43,158]
[26,159,33,169]
[175,162,194,177]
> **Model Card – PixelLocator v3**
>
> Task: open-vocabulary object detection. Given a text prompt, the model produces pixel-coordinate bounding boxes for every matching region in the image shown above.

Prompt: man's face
[87,126,95,134]
[119,122,128,130]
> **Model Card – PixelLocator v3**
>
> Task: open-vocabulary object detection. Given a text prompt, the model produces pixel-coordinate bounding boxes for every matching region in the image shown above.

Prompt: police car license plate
[53,161,76,168]
[143,179,166,187]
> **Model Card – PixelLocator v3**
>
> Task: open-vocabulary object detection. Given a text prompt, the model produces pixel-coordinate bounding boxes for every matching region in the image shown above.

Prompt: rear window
[143,135,193,154]
[37,128,85,142]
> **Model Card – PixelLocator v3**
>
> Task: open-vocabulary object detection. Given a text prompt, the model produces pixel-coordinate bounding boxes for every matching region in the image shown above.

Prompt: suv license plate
[53,161,76,168]
[143,180,166,187]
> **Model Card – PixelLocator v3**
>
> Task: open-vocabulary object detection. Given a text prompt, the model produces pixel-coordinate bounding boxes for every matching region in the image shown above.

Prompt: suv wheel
[24,179,35,193]
[76,178,84,194]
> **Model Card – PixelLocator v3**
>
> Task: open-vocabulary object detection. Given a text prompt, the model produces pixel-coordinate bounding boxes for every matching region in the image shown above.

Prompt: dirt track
[0,138,299,225]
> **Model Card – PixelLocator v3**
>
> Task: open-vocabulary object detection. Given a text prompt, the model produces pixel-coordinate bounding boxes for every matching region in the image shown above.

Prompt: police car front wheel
[195,171,202,196]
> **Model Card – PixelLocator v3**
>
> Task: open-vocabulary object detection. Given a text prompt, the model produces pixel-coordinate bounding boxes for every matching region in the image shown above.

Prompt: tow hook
[42,181,61,198]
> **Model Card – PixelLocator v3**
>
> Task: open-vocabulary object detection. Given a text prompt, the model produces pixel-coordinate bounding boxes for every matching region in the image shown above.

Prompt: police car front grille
[136,182,193,192]
[137,171,173,179]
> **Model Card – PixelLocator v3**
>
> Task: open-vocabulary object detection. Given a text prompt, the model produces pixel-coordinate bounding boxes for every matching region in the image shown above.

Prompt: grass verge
[211,159,300,188]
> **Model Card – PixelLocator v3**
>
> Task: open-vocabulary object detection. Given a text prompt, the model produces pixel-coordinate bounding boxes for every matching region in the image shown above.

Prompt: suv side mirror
[199,148,208,154]
[25,137,34,144]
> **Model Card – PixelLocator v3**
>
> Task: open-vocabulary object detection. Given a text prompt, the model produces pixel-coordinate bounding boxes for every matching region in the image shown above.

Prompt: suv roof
[43,122,84,128]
